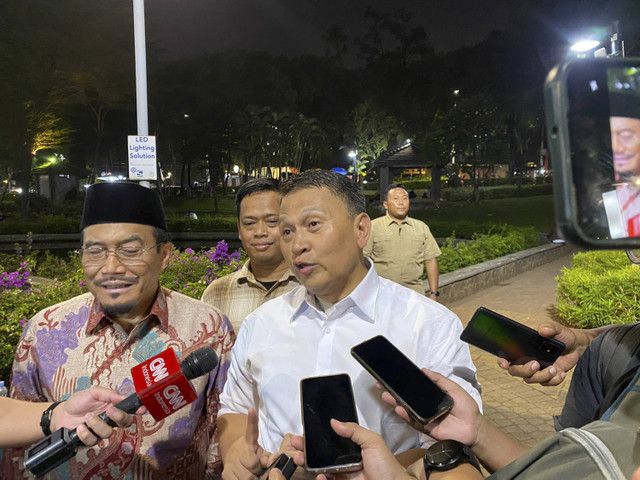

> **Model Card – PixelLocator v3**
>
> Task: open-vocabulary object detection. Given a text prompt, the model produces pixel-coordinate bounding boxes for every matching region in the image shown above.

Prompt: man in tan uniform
[201,178,298,332]
[364,183,441,299]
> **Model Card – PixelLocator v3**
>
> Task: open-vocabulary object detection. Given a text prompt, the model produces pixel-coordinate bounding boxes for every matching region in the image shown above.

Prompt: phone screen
[300,374,362,472]
[350,336,453,425]
[460,307,565,367]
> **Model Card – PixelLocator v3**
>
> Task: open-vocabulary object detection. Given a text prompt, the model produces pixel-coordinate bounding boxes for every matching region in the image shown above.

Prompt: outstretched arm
[0,386,138,448]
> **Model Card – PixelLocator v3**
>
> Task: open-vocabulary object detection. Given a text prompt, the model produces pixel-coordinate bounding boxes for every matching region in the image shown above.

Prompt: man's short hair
[384,183,408,201]
[236,178,280,218]
[280,170,366,218]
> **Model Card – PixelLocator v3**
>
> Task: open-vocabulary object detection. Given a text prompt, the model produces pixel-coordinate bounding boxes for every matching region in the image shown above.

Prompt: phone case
[300,374,363,474]
[351,335,453,425]
[460,307,565,367]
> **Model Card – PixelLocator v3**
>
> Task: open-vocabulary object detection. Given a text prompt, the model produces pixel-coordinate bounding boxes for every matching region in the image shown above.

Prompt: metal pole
[132,0,149,135]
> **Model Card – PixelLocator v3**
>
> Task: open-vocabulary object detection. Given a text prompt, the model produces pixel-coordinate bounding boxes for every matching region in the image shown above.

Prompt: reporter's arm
[0,387,136,448]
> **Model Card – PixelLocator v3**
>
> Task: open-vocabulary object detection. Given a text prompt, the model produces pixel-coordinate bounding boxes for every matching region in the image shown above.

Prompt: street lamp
[348,150,358,183]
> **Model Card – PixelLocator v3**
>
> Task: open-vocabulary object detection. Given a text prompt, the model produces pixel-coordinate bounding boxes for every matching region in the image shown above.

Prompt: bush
[555,250,640,328]
[437,225,540,274]
[440,184,552,202]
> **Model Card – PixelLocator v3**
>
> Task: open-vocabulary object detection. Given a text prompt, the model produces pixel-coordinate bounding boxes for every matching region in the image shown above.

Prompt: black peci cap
[80,182,167,231]
[610,91,640,120]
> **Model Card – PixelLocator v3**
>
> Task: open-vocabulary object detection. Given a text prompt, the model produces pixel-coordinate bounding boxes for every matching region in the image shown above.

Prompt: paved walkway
[445,246,579,448]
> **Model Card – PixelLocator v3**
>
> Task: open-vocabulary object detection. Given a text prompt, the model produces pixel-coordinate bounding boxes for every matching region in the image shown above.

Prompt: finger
[84,413,114,439]
[75,422,100,447]
[496,358,511,370]
[381,391,398,407]
[88,386,126,405]
[538,323,561,338]
[506,361,541,379]
[269,469,285,480]
[330,419,383,450]
[289,434,304,452]
[104,406,134,428]
[245,408,260,452]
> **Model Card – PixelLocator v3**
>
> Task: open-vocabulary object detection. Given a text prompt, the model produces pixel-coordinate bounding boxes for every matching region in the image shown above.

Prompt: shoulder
[243,286,304,326]
[28,292,94,324]
[377,277,460,323]
[201,269,243,300]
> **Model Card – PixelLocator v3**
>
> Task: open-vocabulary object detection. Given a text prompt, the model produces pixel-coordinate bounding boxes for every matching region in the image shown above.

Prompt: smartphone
[300,374,363,474]
[258,453,297,480]
[460,307,565,368]
[545,57,640,248]
[350,335,453,425]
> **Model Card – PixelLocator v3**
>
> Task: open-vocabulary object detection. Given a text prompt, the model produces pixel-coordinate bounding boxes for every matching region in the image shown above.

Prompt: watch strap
[40,401,63,436]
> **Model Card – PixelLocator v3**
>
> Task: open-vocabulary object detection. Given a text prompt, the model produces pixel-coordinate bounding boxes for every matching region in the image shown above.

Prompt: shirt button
[347,307,354,313]
[324,327,331,334]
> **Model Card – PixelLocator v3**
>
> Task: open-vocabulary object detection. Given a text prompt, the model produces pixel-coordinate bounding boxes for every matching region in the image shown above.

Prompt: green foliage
[555,251,640,328]
[441,184,552,202]
[437,225,540,274]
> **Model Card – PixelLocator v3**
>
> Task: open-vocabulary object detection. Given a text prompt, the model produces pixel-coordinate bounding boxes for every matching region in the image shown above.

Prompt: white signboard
[128,135,157,180]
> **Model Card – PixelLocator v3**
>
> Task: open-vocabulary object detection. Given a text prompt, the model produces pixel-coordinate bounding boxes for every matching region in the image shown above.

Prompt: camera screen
[566,61,640,241]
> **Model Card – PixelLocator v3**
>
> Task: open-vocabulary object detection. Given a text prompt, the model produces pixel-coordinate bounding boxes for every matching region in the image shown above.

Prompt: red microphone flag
[131,349,198,421]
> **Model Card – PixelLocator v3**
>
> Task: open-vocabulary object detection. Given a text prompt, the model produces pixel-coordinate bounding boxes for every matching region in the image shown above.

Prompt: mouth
[252,242,273,252]
[614,155,633,167]
[294,261,316,275]
[96,278,138,295]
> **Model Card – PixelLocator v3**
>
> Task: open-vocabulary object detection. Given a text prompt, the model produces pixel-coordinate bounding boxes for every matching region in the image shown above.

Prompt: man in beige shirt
[364,183,441,299]
[201,178,299,332]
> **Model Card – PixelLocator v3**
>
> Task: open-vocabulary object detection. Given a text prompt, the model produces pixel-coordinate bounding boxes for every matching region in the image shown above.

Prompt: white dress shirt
[219,260,482,456]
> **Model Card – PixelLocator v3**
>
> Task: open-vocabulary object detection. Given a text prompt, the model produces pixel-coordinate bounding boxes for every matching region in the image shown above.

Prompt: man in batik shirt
[1,182,234,480]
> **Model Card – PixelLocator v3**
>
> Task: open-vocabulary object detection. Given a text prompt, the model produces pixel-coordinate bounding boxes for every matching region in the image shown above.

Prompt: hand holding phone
[350,335,453,425]
[460,307,566,368]
[300,374,363,474]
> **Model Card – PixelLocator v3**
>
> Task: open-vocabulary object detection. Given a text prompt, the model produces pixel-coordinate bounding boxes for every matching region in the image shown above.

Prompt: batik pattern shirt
[0,287,234,480]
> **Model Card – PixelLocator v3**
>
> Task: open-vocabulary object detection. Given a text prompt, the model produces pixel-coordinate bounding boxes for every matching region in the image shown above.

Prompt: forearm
[471,417,528,473]
[425,259,439,293]
[218,413,248,461]
[0,398,53,447]
[396,447,426,468]
[574,325,614,352]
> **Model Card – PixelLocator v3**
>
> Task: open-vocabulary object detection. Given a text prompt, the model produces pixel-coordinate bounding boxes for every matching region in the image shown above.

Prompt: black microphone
[24,347,218,478]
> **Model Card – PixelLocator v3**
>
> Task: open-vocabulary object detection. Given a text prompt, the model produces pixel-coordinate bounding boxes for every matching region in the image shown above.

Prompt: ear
[159,242,173,270]
[355,213,371,249]
[382,200,388,211]
[237,219,241,240]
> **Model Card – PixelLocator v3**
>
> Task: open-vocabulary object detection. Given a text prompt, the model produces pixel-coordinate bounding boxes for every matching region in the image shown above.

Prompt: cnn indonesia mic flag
[131,348,198,420]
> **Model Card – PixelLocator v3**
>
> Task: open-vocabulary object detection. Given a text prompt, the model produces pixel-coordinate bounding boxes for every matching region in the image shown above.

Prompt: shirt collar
[237,260,297,285]
[86,285,169,335]
[290,258,378,324]
[384,213,413,226]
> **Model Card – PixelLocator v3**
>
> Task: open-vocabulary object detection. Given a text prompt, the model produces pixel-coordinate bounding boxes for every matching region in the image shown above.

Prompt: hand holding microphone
[24,346,219,477]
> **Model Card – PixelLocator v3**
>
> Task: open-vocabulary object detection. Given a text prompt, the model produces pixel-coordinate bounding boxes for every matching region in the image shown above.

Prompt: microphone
[24,347,218,478]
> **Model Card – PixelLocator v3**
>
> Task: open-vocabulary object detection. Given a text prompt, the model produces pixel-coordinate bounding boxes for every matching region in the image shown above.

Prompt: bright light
[405,139,411,144]
[571,40,600,52]
[233,165,240,174]
[49,157,56,163]
[453,89,460,95]
[363,180,368,184]
[184,113,190,118]
[348,150,357,158]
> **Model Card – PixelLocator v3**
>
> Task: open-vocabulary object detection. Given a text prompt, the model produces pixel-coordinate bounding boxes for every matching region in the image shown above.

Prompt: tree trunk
[430,164,442,206]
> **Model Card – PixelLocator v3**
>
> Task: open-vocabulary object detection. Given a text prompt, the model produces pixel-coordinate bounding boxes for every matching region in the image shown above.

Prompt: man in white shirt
[217,170,481,479]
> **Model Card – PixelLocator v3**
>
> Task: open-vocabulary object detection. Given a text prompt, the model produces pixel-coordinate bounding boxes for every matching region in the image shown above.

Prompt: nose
[289,231,309,256]
[613,133,622,153]
[255,220,268,236]
[101,250,127,272]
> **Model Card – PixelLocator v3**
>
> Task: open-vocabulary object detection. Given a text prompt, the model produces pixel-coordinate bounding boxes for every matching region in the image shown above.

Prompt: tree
[345,99,403,164]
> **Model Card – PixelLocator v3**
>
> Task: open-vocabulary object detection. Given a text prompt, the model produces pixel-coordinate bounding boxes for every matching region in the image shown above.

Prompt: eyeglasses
[77,244,163,265]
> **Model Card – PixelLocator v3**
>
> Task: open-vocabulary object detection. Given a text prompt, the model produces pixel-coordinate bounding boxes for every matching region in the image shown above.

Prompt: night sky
[148,0,517,60]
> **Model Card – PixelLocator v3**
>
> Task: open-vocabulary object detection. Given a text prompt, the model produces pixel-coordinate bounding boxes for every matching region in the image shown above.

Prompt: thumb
[245,408,260,452]
[330,419,377,448]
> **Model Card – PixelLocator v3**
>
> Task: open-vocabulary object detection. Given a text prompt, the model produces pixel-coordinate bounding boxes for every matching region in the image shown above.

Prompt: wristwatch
[423,439,481,479]
[40,401,63,436]
[429,290,440,297]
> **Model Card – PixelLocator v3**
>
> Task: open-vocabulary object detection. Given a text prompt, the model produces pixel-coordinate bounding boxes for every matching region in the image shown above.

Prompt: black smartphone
[461,306,566,368]
[350,335,453,425]
[300,374,363,474]
[258,453,297,480]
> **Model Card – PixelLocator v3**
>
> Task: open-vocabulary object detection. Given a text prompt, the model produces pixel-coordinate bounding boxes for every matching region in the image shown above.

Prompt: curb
[436,243,570,305]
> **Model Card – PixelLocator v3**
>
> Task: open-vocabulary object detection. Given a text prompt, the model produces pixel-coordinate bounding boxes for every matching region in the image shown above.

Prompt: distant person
[201,178,299,332]
[2,182,234,479]
[0,387,138,448]
[364,183,441,298]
